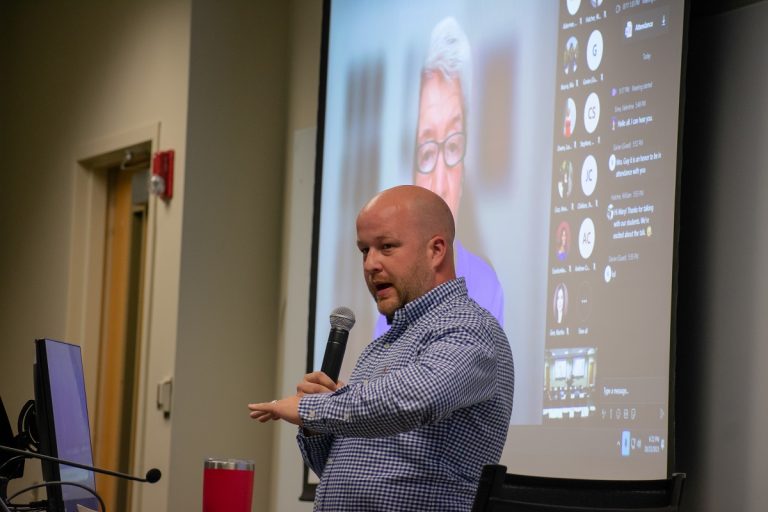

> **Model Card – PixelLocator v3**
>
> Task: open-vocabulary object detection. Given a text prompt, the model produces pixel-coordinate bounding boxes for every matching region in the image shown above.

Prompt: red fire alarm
[151,150,174,200]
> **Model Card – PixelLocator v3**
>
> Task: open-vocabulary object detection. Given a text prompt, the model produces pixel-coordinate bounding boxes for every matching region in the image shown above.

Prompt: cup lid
[204,458,254,471]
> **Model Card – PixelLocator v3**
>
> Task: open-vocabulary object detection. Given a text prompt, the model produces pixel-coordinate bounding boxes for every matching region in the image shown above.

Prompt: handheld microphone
[0,444,161,484]
[320,307,356,382]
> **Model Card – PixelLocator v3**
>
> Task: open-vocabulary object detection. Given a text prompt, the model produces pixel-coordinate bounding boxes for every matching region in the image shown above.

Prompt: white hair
[422,16,472,116]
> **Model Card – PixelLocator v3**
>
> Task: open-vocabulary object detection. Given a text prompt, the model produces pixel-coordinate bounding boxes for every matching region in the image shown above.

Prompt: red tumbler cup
[202,458,255,512]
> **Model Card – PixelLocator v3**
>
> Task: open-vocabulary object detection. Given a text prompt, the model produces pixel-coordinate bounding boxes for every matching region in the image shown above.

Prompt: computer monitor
[34,339,99,512]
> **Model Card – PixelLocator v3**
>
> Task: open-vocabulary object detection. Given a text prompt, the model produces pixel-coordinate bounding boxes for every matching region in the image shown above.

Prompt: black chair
[472,465,685,512]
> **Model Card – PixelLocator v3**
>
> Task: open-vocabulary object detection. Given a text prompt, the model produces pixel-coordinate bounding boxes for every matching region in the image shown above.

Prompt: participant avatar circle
[556,221,572,261]
[583,92,600,134]
[563,97,577,138]
[581,154,598,197]
[578,217,596,259]
[567,0,581,16]
[564,36,578,74]
[586,29,604,71]
[558,160,574,198]
[553,283,569,324]
[609,153,617,171]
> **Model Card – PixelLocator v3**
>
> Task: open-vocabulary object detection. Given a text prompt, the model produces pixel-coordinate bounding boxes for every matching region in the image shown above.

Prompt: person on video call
[249,185,514,512]
[374,17,504,338]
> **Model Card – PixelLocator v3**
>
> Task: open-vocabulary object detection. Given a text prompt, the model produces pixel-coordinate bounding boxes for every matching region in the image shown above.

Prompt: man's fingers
[250,410,275,422]
[260,413,278,423]
[248,395,302,426]
[248,402,279,422]
[297,381,336,395]
[305,371,338,390]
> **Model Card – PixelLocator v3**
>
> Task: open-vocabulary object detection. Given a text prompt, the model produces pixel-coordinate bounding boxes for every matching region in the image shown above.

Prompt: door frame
[66,122,160,493]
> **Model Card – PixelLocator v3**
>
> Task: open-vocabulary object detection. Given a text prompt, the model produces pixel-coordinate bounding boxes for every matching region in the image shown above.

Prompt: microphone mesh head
[330,306,356,332]
[146,468,162,483]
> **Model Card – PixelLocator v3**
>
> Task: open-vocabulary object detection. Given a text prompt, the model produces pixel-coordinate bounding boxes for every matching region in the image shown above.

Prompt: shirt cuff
[299,386,352,434]
[299,392,329,431]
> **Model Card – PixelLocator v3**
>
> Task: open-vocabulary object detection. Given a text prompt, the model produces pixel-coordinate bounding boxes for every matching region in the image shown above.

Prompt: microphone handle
[320,328,349,382]
[0,444,158,483]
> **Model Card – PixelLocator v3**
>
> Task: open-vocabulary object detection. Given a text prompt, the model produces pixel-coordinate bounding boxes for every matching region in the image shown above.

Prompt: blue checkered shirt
[297,278,515,511]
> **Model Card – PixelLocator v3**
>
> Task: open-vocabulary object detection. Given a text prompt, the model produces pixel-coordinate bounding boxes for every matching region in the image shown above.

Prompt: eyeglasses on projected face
[415,132,467,174]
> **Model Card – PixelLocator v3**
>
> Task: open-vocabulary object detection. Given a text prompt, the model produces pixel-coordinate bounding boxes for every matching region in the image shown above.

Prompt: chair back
[472,465,685,512]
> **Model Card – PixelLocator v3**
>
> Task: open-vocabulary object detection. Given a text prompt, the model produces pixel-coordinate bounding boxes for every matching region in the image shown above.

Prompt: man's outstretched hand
[248,371,342,426]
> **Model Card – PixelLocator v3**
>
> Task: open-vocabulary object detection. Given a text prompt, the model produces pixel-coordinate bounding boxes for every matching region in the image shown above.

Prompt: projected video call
[313,0,685,479]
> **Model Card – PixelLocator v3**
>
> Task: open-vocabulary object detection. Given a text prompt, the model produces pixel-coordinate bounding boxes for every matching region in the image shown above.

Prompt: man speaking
[249,186,514,511]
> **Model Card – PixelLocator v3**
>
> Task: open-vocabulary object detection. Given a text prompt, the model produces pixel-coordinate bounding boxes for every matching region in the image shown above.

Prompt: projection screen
[308,0,687,481]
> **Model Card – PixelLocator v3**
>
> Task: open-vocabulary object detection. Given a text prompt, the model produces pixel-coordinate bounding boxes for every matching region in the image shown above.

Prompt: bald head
[361,185,455,247]
[356,185,456,316]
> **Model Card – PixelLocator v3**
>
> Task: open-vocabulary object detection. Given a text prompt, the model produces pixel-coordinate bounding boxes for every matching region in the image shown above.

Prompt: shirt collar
[389,277,467,328]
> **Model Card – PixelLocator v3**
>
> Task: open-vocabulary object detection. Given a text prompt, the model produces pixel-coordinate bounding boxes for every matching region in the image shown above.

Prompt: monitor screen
[309,0,687,482]
[34,339,99,512]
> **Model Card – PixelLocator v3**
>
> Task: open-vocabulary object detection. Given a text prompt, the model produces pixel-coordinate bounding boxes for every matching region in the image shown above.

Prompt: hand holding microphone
[319,306,356,383]
[248,307,355,425]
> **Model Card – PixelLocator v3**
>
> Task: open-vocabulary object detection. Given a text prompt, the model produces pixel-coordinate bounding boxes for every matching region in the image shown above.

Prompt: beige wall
[271,2,324,511]
[0,1,191,509]
[0,0,315,510]
[168,0,289,511]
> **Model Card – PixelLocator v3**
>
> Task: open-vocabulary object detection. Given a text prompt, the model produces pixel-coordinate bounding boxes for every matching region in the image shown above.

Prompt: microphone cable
[5,481,105,512]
